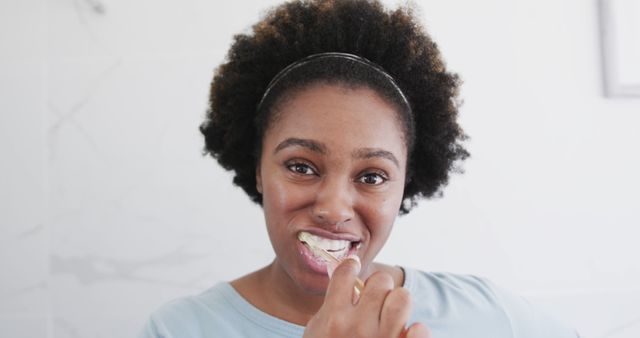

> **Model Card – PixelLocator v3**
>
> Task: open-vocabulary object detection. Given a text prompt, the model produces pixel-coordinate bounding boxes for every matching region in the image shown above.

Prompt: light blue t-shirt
[139,268,579,338]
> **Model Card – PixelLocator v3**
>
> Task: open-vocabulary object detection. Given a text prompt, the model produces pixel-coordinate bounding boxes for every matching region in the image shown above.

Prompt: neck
[232,260,328,326]
[231,259,400,326]
[264,260,326,324]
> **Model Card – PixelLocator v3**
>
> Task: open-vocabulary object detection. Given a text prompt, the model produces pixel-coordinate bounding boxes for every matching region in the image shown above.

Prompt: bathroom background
[1,0,639,337]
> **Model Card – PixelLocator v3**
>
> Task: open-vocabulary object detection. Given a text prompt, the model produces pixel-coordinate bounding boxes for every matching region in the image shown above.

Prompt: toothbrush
[303,242,365,296]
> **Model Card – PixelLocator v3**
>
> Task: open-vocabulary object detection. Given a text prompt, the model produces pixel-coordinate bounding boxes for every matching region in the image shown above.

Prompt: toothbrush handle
[353,278,365,296]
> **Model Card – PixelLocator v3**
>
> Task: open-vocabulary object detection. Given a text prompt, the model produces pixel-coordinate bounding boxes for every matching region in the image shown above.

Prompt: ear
[255,162,263,194]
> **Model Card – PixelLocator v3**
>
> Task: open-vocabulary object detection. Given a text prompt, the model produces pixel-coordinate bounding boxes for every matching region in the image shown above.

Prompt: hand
[303,257,431,338]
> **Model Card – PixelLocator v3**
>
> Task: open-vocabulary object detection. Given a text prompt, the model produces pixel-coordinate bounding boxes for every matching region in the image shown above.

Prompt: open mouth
[298,231,361,261]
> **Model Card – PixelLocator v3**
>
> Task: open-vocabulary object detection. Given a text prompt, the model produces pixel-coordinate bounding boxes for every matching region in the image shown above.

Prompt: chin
[289,267,331,296]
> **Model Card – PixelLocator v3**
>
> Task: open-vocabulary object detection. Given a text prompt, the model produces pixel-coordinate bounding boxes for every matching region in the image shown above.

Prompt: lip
[297,241,331,274]
[294,227,363,276]
[296,239,360,275]
[297,227,361,242]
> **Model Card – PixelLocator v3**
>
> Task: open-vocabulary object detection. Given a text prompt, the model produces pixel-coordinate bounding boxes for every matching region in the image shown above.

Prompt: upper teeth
[298,231,350,251]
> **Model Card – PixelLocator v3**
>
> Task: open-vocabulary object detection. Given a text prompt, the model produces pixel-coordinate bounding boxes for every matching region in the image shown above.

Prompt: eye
[357,172,388,185]
[286,162,317,176]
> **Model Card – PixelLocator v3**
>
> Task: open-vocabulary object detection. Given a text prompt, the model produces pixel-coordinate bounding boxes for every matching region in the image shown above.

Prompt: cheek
[359,188,404,239]
[366,205,397,236]
[262,176,313,221]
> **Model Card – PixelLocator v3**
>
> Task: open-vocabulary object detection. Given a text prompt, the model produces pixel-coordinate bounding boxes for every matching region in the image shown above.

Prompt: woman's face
[257,83,408,294]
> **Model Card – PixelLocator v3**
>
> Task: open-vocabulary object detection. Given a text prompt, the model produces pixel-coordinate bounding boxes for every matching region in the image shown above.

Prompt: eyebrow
[352,148,400,168]
[274,138,327,155]
[274,138,399,168]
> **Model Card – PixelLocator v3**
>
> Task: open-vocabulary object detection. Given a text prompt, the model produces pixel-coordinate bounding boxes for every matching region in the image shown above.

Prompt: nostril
[338,217,352,226]
[311,207,352,227]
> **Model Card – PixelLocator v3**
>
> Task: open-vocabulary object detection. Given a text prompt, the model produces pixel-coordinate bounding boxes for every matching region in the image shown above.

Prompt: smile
[297,231,360,260]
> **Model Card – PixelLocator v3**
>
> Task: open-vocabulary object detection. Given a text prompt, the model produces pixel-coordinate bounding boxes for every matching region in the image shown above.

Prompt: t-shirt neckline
[218,266,415,335]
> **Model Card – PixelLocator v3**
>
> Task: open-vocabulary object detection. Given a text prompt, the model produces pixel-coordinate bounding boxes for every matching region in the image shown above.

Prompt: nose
[311,176,355,227]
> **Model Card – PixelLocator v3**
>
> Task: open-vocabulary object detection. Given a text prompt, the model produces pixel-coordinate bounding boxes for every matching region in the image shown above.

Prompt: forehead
[264,83,408,159]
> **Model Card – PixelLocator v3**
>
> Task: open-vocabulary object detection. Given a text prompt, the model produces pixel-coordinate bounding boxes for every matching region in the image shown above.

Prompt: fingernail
[326,255,361,279]
[345,254,361,274]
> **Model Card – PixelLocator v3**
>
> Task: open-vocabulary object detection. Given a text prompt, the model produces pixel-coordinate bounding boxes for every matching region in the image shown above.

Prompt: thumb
[327,254,360,279]
[403,322,431,338]
[324,255,361,307]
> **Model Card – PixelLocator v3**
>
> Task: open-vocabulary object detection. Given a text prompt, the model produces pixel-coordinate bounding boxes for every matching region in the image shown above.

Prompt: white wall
[1,0,638,337]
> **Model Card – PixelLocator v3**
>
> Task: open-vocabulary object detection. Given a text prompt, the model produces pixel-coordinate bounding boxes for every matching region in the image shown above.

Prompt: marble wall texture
[1,0,639,337]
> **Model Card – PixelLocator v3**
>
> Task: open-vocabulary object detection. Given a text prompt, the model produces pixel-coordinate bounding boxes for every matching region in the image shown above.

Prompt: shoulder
[138,282,306,338]
[403,269,507,318]
[403,268,579,338]
[138,283,240,338]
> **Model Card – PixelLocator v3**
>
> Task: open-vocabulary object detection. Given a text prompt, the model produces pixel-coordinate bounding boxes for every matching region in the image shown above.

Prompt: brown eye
[287,162,316,175]
[358,172,387,185]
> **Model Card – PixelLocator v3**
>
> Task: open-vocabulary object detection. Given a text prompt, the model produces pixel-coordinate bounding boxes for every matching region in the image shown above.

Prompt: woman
[140,0,578,337]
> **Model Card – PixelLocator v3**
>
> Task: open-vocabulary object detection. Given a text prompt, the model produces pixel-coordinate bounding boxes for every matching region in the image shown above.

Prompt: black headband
[256,52,411,112]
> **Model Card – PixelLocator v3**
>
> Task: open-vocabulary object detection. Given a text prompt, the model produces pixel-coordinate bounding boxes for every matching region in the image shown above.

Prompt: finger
[380,287,412,336]
[404,322,431,338]
[356,272,394,319]
[324,256,361,307]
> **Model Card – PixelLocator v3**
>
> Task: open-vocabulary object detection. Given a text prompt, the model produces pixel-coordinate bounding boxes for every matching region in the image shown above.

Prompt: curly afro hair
[200,0,468,214]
